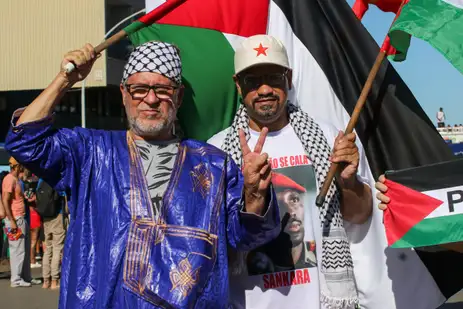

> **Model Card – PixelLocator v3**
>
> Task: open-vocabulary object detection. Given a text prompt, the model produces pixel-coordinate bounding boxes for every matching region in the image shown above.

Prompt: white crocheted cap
[234,35,290,75]
[122,41,182,85]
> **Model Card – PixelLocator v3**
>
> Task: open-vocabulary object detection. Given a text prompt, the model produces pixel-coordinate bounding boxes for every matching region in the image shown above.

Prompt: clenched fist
[330,131,360,189]
[60,43,99,85]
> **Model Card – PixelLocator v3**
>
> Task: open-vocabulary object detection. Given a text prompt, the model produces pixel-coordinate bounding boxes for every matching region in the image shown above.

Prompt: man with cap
[208,35,372,309]
[5,41,280,308]
[2,157,41,287]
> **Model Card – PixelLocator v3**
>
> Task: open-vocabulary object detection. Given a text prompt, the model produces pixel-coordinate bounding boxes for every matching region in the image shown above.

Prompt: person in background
[436,107,445,128]
[0,186,5,261]
[21,169,42,269]
[1,157,40,287]
[0,171,8,262]
[35,225,45,264]
[38,179,66,290]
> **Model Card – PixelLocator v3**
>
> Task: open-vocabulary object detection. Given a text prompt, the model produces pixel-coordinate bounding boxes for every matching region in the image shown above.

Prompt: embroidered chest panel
[123,135,228,307]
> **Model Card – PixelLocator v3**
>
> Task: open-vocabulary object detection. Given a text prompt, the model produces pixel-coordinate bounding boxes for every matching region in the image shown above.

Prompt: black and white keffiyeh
[222,103,358,309]
[122,41,182,85]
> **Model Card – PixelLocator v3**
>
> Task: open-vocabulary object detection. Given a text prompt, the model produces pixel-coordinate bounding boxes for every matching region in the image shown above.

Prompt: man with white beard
[5,41,280,308]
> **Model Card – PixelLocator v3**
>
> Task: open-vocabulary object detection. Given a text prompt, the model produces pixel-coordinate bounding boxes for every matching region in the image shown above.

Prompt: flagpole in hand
[315,49,386,207]
[64,0,187,73]
[315,0,410,207]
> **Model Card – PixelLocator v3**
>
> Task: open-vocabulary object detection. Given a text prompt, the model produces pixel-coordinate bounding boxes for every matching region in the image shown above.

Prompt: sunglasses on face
[238,72,288,91]
[125,84,179,101]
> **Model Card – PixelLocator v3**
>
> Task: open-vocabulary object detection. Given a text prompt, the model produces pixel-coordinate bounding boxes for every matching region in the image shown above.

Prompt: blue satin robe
[5,113,280,309]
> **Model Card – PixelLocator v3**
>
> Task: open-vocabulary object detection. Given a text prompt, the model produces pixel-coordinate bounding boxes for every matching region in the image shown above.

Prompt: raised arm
[5,44,99,191]
[226,128,280,251]
[17,44,97,125]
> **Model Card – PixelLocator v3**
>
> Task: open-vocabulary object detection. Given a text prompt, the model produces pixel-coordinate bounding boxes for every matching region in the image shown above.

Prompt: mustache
[288,217,302,225]
[252,94,280,104]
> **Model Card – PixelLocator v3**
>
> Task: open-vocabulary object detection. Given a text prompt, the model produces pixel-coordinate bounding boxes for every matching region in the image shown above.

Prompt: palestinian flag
[352,0,407,61]
[389,0,463,74]
[384,159,463,248]
[130,0,461,304]
[128,0,269,141]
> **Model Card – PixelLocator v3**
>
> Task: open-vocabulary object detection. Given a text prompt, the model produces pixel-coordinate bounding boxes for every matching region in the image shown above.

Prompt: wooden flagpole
[315,49,387,207]
[315,0,407,207]
[64,0,186,73]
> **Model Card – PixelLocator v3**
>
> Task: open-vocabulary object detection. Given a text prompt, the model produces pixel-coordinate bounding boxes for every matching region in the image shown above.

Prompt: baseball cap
[234,35,290,75]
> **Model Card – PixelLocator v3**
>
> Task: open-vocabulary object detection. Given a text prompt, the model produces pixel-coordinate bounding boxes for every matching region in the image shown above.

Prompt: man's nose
[257,83,274,96]
[144,88,160,105]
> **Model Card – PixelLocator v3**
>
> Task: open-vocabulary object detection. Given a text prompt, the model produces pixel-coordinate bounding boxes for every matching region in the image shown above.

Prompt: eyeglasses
[239,72,288,90]
[125,84,179,101]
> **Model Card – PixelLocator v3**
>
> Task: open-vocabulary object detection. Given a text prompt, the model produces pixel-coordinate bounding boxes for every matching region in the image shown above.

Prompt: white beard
[128,106,176,138]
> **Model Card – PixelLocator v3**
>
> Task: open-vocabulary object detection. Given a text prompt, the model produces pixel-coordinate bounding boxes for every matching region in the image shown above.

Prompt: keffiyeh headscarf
[222,103,359,309]
[122,41,182,85]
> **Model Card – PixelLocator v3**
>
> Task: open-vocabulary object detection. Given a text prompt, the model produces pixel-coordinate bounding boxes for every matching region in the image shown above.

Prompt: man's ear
[175,85,185,109]
[287,69,293,91]
[233,75,243,97]
[120,84,127,107]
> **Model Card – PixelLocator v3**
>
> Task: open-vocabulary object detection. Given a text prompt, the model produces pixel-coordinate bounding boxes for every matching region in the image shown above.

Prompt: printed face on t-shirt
[277,189,305,246]
[246,164,318,276]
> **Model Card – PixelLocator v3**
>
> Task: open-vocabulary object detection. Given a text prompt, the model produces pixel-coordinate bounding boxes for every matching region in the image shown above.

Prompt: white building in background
[0,0,146,167]
[438,127,463,144]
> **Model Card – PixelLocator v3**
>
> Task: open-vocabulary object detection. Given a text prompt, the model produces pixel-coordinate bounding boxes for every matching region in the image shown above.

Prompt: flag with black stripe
[136,0,460,307]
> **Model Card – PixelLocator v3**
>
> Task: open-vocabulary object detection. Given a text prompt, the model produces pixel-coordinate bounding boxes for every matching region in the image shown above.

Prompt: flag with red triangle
[129,0,460,304]
[385,158,463,248]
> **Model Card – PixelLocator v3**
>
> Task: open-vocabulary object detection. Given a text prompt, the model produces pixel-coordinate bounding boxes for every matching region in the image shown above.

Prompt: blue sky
[345,0,463,126]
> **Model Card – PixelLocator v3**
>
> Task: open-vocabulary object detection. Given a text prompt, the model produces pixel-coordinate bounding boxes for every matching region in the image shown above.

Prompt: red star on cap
[253,43,268,57]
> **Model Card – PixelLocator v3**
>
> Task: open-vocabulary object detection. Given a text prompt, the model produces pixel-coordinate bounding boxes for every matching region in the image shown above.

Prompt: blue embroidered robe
[5,113,280,309]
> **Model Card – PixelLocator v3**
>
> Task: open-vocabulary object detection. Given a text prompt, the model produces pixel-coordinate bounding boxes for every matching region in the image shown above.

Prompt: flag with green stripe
[385,159,463,248]
[389,0,463,74]
[120,0,462,305]
[124,0,269,141]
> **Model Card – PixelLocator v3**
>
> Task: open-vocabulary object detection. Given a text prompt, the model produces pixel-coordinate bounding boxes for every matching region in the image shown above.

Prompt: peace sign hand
[240,128,272,215]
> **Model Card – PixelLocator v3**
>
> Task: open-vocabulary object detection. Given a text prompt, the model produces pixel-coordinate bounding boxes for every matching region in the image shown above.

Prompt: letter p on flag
[383,158,463,248]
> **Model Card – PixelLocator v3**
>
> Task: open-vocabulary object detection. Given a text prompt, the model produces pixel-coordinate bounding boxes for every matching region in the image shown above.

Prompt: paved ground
[0,267,59,309]
[0,260,462,308]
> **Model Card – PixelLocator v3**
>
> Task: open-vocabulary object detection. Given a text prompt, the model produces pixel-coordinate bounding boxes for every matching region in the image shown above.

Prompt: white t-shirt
[437,111,445,122]
[208,122,370,309]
